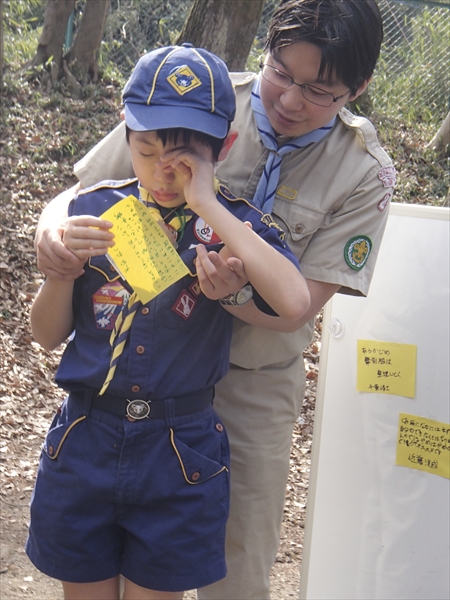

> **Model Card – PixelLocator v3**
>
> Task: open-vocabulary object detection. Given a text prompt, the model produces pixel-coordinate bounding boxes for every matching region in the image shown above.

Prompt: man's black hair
[266,0,383,95]
[125,125,226,162]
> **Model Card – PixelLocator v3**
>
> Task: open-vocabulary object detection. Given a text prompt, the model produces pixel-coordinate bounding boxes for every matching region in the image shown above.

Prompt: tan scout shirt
[74,72,395,370]
[220,74,395,368]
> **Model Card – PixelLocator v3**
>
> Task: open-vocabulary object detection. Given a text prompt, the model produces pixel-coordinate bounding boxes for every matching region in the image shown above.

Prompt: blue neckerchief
[251,75,335,213]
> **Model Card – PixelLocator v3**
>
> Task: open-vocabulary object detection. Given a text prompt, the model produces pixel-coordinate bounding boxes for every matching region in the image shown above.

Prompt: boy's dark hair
[126,125,226,162]
[265,0,383,95]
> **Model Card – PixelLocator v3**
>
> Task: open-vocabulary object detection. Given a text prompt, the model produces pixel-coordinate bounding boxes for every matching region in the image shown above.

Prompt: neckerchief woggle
[251,75,335,214]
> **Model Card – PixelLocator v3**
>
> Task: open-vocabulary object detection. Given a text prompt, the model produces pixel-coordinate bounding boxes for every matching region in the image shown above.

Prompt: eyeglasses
[260,62,350,108]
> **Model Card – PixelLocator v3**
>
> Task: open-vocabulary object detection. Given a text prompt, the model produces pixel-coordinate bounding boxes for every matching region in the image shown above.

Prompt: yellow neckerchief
[138,186,193,242]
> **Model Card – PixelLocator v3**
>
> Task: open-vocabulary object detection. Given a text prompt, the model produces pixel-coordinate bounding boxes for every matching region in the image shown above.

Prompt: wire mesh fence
[100,0,449,124]
[374,0,450,122]
[2,0,448,124]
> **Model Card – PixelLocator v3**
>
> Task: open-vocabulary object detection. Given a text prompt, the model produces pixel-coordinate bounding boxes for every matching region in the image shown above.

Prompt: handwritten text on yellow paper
[357,340,417,398]
[396,413,450,479]
[100,195,189,304]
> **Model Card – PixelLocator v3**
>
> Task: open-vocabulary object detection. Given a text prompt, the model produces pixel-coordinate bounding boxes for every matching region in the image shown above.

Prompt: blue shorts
[26,391,230,592]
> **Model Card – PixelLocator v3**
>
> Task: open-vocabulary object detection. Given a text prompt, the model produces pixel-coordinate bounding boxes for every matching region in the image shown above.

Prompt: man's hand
[37,216,114,281]
[195,244,248,300]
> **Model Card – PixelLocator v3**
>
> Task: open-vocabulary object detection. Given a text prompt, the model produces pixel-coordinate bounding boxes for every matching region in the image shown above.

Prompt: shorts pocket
[169,428,228,485]
[43,415,87,460]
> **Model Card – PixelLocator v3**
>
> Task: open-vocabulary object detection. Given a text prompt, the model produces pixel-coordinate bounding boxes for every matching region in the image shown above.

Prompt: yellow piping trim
[77,178,138,197]
[88,258,121,283]
[147,47,180,105]
[192,48,215,113]
[217,185,265,214]
[169,428,228,484]
[46,416,87,460]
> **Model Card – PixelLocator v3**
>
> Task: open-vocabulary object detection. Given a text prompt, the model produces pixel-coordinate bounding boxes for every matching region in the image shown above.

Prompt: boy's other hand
[195,244,248,301]
[37,220,85,280]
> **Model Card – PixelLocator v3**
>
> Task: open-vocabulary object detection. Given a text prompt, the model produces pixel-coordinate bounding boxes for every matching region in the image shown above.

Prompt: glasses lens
[261,65,291,89]
[301,84,334,107]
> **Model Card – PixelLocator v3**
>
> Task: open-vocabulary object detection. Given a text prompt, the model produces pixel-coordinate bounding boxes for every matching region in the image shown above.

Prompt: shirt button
[110,265,116,272]
[48,445,54,456]
[136,345,145,355]
[141,307,149,315]
[191,472,200,482]
[131,385,140,393]
[294,224,303,234]
[215,423,224,432]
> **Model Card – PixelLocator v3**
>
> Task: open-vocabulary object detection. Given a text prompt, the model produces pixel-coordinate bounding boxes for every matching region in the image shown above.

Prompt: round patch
[194,217,222,244]
[344,236,372,270]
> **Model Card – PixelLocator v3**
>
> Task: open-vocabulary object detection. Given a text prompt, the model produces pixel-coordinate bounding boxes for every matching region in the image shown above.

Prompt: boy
[27,44,310,600]
[34,2,395,597]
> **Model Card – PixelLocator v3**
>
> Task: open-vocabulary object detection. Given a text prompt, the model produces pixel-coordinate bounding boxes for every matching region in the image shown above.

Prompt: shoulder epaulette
[217,184,261,211]
[338,108,392,168]
[229,72,256,88]
[77,177,139,197]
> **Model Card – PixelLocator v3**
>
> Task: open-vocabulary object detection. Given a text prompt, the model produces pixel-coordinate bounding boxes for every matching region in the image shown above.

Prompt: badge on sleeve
[344,236,372,270]
[378,166,396,188]
[92,282,130,329]
[194,217,222,244]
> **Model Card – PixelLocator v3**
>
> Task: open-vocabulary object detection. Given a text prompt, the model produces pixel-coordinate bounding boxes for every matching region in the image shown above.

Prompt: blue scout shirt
[55,178,299,401]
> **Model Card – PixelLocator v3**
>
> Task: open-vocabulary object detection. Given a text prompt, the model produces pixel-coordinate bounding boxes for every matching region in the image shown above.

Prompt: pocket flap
[43,416,87,460]
[170,429,228,484]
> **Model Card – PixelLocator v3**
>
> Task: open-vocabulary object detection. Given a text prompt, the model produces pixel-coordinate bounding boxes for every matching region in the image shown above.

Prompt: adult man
[35,1,395,598]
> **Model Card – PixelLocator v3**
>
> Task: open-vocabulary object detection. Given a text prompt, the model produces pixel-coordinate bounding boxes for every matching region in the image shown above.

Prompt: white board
[299,203,450,600]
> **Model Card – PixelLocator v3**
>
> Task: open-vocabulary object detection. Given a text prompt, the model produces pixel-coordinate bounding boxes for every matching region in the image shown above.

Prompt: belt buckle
[126,399,150,420]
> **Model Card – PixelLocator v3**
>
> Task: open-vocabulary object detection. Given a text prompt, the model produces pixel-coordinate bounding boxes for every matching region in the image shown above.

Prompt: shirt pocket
[273,199,332,249]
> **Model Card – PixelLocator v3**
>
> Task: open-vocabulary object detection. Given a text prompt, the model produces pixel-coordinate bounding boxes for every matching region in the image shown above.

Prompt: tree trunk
[177,0,265,72]
[0,0,4,90]
[428,111,450,155]
[28,0,76,70]
[64,0,111,83]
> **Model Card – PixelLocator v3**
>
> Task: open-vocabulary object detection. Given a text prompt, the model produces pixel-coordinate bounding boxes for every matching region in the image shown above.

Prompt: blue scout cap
[123,43,236,139]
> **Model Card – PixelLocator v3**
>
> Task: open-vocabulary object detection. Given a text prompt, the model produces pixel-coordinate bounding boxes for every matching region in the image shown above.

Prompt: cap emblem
[167,65,201,96]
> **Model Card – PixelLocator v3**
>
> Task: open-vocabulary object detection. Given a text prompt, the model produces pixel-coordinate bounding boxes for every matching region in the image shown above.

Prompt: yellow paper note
[357,340,417,398]
[100,195,189,304]
[396,413,450,479]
